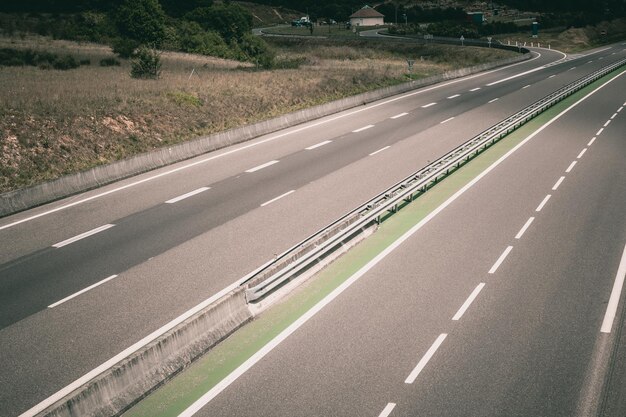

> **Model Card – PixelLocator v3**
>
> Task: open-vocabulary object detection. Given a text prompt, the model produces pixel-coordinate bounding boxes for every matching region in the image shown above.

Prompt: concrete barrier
[0,53,530,217]
[38,287,252,417]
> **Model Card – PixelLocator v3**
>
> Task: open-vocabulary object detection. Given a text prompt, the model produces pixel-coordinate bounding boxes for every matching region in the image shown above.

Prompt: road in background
[187,69,626,417]
[1,44,625,416]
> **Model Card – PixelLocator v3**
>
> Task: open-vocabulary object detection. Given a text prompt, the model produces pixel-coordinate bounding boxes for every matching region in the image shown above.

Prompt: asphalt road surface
[186,58,626,417]
[1,43,625,416]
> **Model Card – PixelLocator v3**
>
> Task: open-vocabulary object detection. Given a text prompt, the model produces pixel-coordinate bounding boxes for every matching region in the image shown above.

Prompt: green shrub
[100,57,121,66]
[52,54,79,70]
[112,37,140,58]
[79,59,91,65]
[130,46,161,79]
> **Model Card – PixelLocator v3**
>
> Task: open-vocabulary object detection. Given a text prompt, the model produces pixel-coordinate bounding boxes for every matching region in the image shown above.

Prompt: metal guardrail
[244,57,626,302]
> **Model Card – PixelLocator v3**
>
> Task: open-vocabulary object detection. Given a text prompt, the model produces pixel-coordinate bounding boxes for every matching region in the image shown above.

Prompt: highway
[1,43,625,416]
[176,61,626,417]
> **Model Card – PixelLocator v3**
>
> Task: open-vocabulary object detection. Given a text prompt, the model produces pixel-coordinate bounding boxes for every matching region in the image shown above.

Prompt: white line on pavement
[549,74,556,79]
[515,217,535,239]
[603,120,611,127]
[452,283,485,321]
[165,187,210,204]
[596,127,604,136]
[260,190,295,207]
[601,244,626,333]
[421,102,437,108]
[470,87,481,91]
[48,275,118,308]
[440,117,455,124]
[405,334,448,384]
[536,194,552,212]
[566,161,577,173]
[369,146,391,156]
[390,112,408,119]
[52,224,115,248]
[488,98,499,103]
[378,403,396,417]
[577,148,587,159]
[305,140,332,150]
[570,67,577,70]
[618,106,624,112]
[28,63,616,417]
[610,113,618,120]
[552,176,566,191]
[522,84,531,89]
[588,60,593,63]
[172,68,626,417]
[245,160,279,173]
[588,137,597,146]
[489,246,513,274]
[447,94,460,99]
[1,55,544,232]
[353,124,374,133]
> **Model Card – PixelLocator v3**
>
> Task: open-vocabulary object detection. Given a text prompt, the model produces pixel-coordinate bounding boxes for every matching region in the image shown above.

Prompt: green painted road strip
[124,68,625,417]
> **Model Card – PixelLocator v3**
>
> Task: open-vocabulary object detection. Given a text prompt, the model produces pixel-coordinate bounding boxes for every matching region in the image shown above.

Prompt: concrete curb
[0,53,529,218]
[39,287,252,417]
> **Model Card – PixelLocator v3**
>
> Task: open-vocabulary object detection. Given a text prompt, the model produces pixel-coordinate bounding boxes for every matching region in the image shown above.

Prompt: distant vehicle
[291,16,311,27]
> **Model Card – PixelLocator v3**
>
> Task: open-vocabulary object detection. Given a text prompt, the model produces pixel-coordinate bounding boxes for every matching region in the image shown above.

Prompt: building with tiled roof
[349,5,384,27]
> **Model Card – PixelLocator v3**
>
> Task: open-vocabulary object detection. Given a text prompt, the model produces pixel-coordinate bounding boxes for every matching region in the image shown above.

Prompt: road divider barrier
[25,58,626,417]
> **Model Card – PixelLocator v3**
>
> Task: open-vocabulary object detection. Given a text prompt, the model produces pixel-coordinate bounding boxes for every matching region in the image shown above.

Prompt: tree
[111,0,166,46]
[185,3,252,43]
[160,0,214,18]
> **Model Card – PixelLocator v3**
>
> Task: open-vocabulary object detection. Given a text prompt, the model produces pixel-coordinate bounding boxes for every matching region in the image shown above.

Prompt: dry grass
[0,35,515,192]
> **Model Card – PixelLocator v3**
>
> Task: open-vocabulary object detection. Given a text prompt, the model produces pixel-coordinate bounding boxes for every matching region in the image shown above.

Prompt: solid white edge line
[488,98,499,103]
[601,244,626,333]
[165,187,210,204]
[23,60,617,417]
[452,283,485,321]
[440,117,455,124]
[369,146,391,156]
[447,94,460,99]
[603,119,611,127]
[48,275,118,308]
[174,68,626,417]
[353,124,374,133]
[489,246,513,274]
[378,403,396,417]
[566,160,577,173]
[515,217,535,239]
[52,224,115,248]
[470,87,481,91]
[552,176,566,191]
[404,334,448,384]
[305,140,332,150]
[390,112,408,119]
[596,127,604,136]
[1,51,545,232]
[577,148,587,159]
[421,102,437,108]
[260,190,295,207]
[535,194,552,212]
[588,137,597,146]
[245,160,279,173]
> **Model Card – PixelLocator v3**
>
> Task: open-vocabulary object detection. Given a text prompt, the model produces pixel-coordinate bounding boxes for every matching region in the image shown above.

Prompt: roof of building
[349,5,384,19]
